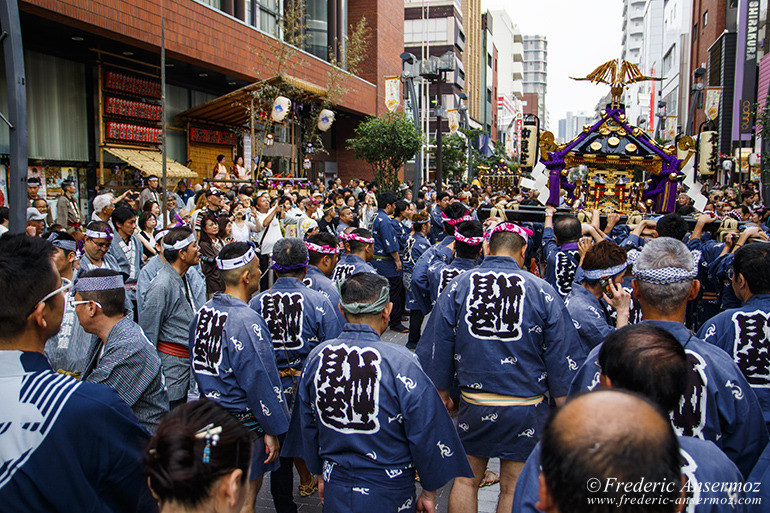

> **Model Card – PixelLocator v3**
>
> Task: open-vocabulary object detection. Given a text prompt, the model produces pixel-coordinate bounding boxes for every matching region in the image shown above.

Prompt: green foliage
[754,100,770,174]
[347,112,423,191]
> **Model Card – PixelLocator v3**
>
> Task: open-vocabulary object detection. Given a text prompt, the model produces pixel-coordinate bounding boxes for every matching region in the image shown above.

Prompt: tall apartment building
[621,0,648,125]
[637,0,665,133]
[558,111,594,143]
[523,35,548,128]
[479,12,498,139]
[462,0,483,122]
[489,10,524,100]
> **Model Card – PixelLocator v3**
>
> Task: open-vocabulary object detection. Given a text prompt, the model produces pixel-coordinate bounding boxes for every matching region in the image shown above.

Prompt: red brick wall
[336,115,375,182]
[690,0,727,129]
[21,0,378,116]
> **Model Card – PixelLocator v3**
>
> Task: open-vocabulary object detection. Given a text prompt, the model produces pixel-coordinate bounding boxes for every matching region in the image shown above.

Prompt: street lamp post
[655,100,667,141]
[400,52,422,201]
[458,92,471,180]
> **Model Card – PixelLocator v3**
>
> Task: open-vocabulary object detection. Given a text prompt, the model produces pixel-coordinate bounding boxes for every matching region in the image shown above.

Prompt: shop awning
[175,75,327,128]
[105,147,198,179]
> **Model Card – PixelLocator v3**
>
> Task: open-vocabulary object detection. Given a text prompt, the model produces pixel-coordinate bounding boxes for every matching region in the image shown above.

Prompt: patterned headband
[85,228,113,240]
[486,222,533,243]
[306,241,339,254]
[338,281,391,315]
[454,232,484,246]
[632,250,702,285]
[217,245,257,270]
[154,230,170,243]
[339,232,374,244]
[47,234,77,253]
[442,212,473,225]
[271,256,309,272]
[163,233,196,251]
[72,275,124,292]
[583,262,628,281]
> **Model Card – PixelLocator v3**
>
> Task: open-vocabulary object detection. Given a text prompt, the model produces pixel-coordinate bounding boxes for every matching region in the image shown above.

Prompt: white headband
[216,246,257,270]
[154,230,170,243]
[162,233,196,251]
[583,263,628,281]
[85,229,112,240]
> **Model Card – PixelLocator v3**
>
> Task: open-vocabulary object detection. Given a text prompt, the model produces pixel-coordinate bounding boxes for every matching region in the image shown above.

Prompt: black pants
[406,309,424,349]
[387,274,405,328]
[258,253,272,292]
[270,456,298,513]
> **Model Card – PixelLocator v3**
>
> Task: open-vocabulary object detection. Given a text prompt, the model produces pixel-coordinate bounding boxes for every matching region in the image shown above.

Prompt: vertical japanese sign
[385,76,400,112]
[705,88,722,121]
[447,109,460,134]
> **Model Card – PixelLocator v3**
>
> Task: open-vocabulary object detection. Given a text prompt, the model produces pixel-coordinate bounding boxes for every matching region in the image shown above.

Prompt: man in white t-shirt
[254,191,284,291]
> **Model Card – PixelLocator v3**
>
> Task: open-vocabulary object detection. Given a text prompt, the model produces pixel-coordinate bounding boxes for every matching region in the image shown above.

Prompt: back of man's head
[599,324,688,413]
[733,243,770,295]
[540,390,682,513]
[218,242,257,286]
[272,238,308,277]
[442,202,469,236]
[455,221,484,260]
[339,272,389,321]
[307,233,339,266]
[583,241,628,285]
[0,234,58,339]
[394,199,409,218]
[377,191,397,209]
[633,237,695,314]
[488,229,526,256]
[656,213,688,241]
[346,228,373,254]
[554,215,581,244]
[76,269,126,317]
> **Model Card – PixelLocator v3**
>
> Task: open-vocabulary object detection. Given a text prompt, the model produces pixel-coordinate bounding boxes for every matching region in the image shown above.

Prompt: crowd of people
[1,171,770,513]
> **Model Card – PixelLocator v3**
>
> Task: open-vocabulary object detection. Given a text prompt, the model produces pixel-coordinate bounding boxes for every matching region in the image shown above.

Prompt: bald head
[540,390,682,513]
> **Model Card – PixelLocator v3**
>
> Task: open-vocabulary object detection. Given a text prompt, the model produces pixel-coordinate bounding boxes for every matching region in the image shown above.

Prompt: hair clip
[195,423,223,463]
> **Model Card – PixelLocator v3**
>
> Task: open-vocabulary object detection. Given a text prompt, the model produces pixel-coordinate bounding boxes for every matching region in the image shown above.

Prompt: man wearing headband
[56,177,82,238]
[26,175,42,206]
[371,191,408,333]
[420,221,585,513]
[139,174,161,211]
[249,238,342,505]
[79,221,119,275]
[570,237,768,478]
[564,240,632,350]
[136,229,206,315]
[304,233,346,326]
[73,269,168,432]
[429,191,453,243]
[335,206,354,235]
[140,227,204,409]
[698,242,770,431]
[403,210,431,350]
[409,202,470,319]
[107,207,144,317]
[332,228,376,287]
[426,220,484,306]
[42,231,97,379]
[189,242,289,510]
[284,272,473,513]
[0,234,154,512]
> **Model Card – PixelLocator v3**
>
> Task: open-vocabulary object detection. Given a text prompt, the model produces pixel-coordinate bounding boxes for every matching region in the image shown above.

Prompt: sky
[482,0,624,129]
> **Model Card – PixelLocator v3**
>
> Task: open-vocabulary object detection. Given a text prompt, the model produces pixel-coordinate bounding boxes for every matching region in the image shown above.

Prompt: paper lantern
[698,131,718,176]
[271,96,291,122]
[318,109,335,132]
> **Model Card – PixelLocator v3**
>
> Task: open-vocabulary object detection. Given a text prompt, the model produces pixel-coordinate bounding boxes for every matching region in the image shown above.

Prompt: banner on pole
[385,76,400,112]
[705,88,721,121]
[447,109,460,134]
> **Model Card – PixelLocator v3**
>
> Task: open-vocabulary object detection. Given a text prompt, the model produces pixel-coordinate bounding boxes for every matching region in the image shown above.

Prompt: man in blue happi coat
[425,220,484,306]
[371,191,408,333]
[698,242,770,431]
[190,242,289,512]
[513,323,747,513]
[403,211,431,350]
[332,228,375,286]
[542,207,583,299]
[284,272,473,513]
[569,237,768,478]
[0,234,154,512]
[420,222,586,513]
[304,232,346,326]
[565,240,632,351]
[429,191,452,243]
[250,237,343,511]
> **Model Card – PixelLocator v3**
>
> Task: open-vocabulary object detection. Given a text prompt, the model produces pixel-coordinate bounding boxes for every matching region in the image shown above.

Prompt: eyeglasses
[29,279,72,316]
[88,239,112,249]
[70,299,103,309]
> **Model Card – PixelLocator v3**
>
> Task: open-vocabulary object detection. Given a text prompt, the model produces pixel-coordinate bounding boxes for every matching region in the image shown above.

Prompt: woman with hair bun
[144,400,254,513]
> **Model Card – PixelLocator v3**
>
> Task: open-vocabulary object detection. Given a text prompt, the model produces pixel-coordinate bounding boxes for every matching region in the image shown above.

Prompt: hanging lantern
[698,131,718,176]
[271,96,291,122]
[264,133,275,146]
[520,119,538,168]
[318,109,335,132]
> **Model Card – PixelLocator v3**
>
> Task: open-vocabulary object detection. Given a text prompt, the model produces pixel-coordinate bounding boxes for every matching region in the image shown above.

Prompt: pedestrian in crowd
[403,210,431,350]
[231,202,261,243]
[425,219,484,306]
[284,272,474,513]
[32,196,54,226]
[92,192,116,228]
[144,400,255,513]
[189,242,288,512]
[56,177,82,237]
[371,191,408,333]
[332,228,376,286]
[26,176,42,206]
[304,232,346,325]
[199,215,226,296]
[108,206,143,314]
[213,154,230,187]
[137,211,158,259]
[253,191,284,291]
[80,221,119,273]
[26,206,46,236]
[0,234,154,512]
[140,174,161,211]
[140,227,203,409]
[73,268,169,432]
[232,155,248,181]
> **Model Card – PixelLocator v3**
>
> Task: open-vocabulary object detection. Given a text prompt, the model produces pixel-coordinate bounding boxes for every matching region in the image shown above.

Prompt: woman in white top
[232,156,248,181]
[230,203,261,243]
